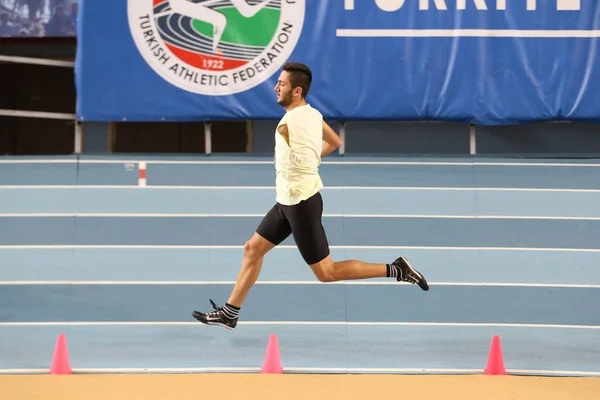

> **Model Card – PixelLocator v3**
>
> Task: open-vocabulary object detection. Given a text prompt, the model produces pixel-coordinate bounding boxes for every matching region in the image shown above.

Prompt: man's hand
[321,121,342,158]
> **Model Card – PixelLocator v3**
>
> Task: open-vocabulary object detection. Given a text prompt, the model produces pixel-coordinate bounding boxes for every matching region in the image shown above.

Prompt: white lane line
[1,321,600,329]
[1,185,600,193]
[1,245,600,252]
[0,281,598,288]
[2,159,600,167]
[1,213,600,220]
[0,367,598,375]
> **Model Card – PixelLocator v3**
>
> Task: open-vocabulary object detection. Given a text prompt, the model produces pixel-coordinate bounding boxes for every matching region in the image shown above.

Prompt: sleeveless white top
[274,104,324,206]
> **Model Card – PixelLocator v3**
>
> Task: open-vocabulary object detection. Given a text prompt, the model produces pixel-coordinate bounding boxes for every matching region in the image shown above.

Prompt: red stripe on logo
[165,43,248,71]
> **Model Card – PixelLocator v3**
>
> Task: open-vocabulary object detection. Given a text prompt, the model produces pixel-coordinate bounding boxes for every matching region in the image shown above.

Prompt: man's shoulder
[290,104,323,120]
[277,111,289,126]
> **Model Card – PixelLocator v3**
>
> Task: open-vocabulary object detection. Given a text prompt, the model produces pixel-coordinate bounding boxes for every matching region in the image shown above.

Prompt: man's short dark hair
[283,62,312,98]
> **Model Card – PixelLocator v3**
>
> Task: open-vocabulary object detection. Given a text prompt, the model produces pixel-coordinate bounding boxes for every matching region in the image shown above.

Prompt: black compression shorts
[256,191,330,265]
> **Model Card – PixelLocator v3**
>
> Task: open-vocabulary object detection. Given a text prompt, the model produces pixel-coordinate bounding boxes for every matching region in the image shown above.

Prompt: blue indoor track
[1,155,599,375]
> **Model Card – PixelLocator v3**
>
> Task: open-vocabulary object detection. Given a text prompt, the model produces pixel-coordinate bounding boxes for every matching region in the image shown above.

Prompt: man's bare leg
[227,232,275,307]
[309,255,429,290]
[191,232,276,329]
[309,256,386,281]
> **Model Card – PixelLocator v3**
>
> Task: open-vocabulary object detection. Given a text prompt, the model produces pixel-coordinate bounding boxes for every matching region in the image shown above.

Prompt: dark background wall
[1,38,599,157]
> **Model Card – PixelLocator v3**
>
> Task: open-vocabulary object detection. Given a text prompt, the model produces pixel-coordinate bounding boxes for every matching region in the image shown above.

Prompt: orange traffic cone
[261,334,283,374]
[484,335,506,375]
[50,334,72,375]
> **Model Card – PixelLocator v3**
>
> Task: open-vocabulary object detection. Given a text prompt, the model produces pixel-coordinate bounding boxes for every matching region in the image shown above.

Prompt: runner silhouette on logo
[155,0,272,54]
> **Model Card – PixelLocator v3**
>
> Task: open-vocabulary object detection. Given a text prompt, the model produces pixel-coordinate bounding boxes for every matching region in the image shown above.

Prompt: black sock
[386,264,398,278]
[222,303,240,319]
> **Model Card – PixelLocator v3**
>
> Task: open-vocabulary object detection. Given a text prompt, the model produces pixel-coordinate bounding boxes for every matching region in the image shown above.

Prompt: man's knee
[243,233,273,261]
[310,257,337,282]
[243,240,260,261]
[314,269,336,283]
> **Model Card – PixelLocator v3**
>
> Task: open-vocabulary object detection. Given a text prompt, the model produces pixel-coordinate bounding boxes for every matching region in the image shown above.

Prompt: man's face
[274,71,294,107]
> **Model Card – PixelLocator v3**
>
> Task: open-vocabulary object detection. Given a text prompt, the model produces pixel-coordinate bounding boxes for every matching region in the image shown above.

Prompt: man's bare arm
[321,121,342,158]
[277,123,289,145]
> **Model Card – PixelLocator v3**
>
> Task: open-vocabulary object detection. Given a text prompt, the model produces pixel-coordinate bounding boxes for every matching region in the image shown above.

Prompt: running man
[192,62,429,330]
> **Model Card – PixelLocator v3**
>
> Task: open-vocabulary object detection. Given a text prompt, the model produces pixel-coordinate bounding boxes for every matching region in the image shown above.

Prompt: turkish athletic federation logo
[128,0,305,96]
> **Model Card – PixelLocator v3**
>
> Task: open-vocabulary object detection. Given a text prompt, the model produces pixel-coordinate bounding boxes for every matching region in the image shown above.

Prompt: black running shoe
[392,256,429,291]
[192,299,238,330]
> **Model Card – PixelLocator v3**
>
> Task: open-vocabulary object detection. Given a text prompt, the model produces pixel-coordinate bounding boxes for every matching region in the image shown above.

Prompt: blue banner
[75,0,600,124]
